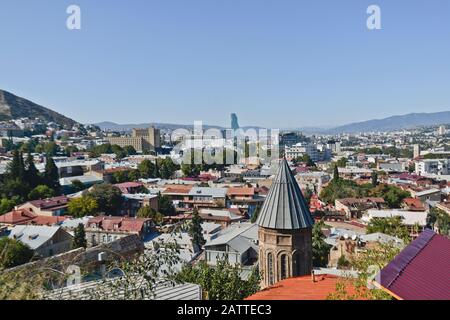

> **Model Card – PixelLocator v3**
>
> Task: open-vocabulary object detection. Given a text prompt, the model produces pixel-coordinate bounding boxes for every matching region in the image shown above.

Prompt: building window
[280,254,288,280]
[267,252,274,286]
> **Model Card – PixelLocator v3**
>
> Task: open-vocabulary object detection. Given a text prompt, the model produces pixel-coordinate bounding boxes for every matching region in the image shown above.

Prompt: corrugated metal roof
[375,229,450,300]
[8,225,63,249]
[256,158,314,230]
[46,279,202,300]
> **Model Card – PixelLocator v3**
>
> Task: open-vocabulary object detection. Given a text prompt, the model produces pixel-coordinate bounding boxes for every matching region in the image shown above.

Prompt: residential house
[85,216,154,247]
[335,198,386,219]
[121,193,159,216]
[0,208,69,227]
[199,208,244,228]
[227,187,263,217]
[184,187,228,209]
[409,188,442,203]
[9,225,73,258]
[204,223,258,267]
[401,198,426,211]
[18,196,70,217]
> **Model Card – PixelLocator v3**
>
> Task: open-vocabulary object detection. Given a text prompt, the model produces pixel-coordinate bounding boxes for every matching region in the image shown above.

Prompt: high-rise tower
[231,113,240,131]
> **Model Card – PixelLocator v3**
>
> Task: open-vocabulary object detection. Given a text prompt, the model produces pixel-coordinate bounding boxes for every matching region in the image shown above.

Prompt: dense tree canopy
[0,238,34,269]
[175,259,260,300]
[86,184,123,215]
[312,220,331,267]
[68,196,99,217]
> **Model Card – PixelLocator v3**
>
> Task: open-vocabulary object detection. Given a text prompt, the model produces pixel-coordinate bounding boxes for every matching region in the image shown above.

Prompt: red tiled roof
[87,216,150,233]
[0,209,36,225]
[376,229,450,300]
[245,275,362,300]
[402,198,426,211]
[114,182,144,193]
[162,185,193,195]
[27,215,70,226]
[227,187,255,196]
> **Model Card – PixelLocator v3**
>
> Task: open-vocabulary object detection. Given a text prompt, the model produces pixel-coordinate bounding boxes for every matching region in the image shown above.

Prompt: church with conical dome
[256,158,315,288]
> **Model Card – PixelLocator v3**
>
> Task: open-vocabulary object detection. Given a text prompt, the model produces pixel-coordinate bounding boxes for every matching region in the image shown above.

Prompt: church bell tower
[256,158,314,288]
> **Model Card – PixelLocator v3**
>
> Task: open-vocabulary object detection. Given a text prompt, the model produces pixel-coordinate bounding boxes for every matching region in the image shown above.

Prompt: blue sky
[1,0,450,128]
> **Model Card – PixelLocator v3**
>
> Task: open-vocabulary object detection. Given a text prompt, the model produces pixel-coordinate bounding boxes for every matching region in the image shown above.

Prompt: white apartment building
[416,159,450,176]
[285,143,332,162]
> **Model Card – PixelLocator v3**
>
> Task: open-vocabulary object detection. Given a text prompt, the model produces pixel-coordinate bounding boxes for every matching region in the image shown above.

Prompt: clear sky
[1,0,450,128]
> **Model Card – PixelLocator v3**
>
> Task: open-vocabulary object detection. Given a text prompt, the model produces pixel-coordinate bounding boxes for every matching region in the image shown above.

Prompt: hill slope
[0,89,78,128]
[324,111,450,134]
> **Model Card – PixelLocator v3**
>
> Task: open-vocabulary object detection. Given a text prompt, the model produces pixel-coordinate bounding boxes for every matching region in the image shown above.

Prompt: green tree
[112,170,129,183]
[111,145,127,159]
[25,153,41,189]
[123,145,137,156]
[71,180,86,193]
[68,196,99,217]
[371,171,378,187]
[128,169,141,182]
[370,184,410,208]
[28,185,55,201]
[0,238,34,269]
[137,206,156,218]
[175,259,260,300]
[336,157,348,168]
[294,154,316,167]
[428,208,450,236]
[72,224,87,249]
[366,216,410,241]
[328,242,403,300]
[88,184,123,215]
[6,150,25,181]
[0,198,18,215]
[312,220,331,267]
[333,164,340,182]
[44,156,61,195]
[138,160,156,179]
[189,208,206,249]
[157,193,176,216]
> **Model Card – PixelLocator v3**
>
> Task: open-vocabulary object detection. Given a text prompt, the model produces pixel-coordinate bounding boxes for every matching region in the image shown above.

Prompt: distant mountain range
[322,111,450,134]
[95,111,450,134]
[93,121,265,132]
[0,89,78,128]
[1,89,449,134]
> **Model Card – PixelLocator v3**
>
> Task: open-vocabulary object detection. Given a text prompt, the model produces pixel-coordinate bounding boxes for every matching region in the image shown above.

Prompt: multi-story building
[285,142,332,162]
[106,127,161,153]
[416,159,450,176]
[85,216,153,247]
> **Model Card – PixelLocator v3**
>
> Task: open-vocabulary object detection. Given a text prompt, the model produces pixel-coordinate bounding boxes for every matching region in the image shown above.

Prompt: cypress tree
[7,150,25,181]
[73,223,87,249]
[44,156,61,194]
[25,153,41,189]
[189,208,206,249]
[333,164,340,182]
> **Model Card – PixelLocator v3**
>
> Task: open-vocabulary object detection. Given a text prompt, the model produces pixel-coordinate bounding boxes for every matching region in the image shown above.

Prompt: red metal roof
[376,229,450,300]
[28,196,70,210]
